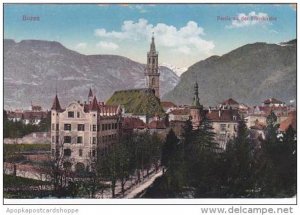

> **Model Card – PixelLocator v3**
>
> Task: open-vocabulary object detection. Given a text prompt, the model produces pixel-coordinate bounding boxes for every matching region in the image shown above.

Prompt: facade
[50,90,121,172]
[145,35,160,98]
[207,108,240,150]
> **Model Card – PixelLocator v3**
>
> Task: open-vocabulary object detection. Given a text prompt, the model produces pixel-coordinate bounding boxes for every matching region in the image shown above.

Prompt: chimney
[219,109,222,118]
[208,106,211,113]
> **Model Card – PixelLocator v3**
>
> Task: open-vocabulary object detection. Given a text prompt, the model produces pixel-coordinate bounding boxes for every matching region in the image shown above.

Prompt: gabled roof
[221,98,239,105]
[51,94,62,111]
[161,101,176,109]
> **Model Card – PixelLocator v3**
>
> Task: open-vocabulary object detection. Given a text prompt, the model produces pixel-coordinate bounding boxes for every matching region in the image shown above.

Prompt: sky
[4,3,296,68]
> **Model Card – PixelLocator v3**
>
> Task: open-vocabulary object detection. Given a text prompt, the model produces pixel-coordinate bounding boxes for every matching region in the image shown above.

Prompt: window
[92,150,96,157]
[64,124,71,131]
[77,136,83,144]
[77,112,80,118]
[64,136,71,144]
[56,135,59,144]
[233,115,237,121]
[104,124,107,131]
[115,123,118,129]
[68,111,74,118]
[93,137,96,144]
[56,124,59,130]
[220,124,226,131]
[102,124,105,131]
[52,123,55,130]
[78,124,85,131]
[79,149,83,157]
[93,125,96,131]
[64,149,71,156]
[52,136,55,143]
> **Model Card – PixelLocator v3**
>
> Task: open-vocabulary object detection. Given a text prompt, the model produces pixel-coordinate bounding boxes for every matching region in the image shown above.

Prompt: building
[279,110,296,132]
[106,36,164,122]
[6,104,49,125]
[263,98,285,107]
[50,89,122,172]
[145,34,160,98]
[188,84,240,150]
[219,98,239,110]
[161,101,177,113]
[206,108,240,150]
[168,108,190,121]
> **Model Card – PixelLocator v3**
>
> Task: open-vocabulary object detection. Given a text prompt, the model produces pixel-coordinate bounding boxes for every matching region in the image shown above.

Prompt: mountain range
[163,39,296,106]
[4,39,179,109]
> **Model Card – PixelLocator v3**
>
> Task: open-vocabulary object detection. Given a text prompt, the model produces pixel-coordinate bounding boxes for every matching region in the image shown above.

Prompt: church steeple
[145,33,160,98]
[150,33,156,52]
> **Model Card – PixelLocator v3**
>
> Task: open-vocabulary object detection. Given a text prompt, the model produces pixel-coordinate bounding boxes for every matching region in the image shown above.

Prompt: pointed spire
[88,88,93,97]
[192,81,201,107]
[51,94,62,111]
[90,96,98,111]
[150,32,156,52]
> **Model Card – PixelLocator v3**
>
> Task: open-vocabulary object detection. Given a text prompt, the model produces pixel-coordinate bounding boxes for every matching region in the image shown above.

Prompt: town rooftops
[123,117,146,130]
[169,108,190,116]
[221,98,239,106]
[263,98,284,105]
[161,101,177,109]
[206,109,240,122]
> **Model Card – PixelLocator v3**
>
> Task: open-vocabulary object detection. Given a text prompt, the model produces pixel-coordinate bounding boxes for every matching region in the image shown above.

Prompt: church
[106,35,164,123]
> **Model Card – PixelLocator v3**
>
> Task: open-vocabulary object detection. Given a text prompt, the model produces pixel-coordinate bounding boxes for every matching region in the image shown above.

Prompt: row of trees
[47,131,163,198]
[150,112,296,198]
[97,131,163,197]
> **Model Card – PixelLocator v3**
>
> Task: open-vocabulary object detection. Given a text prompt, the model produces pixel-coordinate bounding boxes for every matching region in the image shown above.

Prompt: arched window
[152,78,155,86]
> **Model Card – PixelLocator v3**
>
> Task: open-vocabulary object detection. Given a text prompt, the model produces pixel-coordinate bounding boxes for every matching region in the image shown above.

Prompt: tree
[161,129,179,171]
[256,111,296,197]
[221,118,255,197]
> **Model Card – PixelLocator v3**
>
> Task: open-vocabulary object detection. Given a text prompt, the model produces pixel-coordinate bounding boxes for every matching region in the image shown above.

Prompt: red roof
[279,111,296,132]
[206,109,240,122]
[161,101,176,109]
[169,108,190,116]
[221,98,239,105]
[263,98,284,105]
[123,117,146,130]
